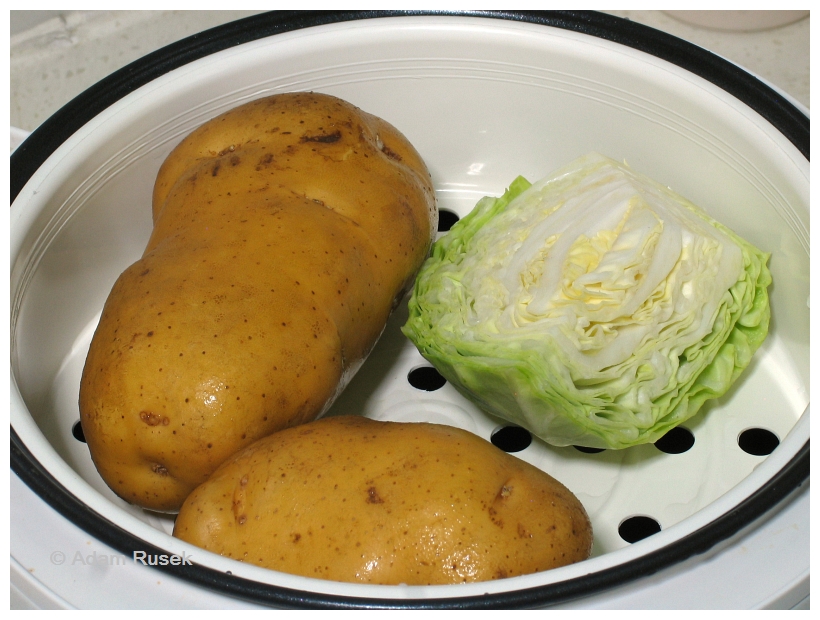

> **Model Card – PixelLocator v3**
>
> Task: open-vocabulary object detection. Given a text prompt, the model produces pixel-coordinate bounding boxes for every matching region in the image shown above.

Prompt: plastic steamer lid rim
[9,10,810,610]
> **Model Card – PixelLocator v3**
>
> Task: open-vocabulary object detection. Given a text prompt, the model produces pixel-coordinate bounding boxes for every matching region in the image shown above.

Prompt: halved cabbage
[402,153,771,449]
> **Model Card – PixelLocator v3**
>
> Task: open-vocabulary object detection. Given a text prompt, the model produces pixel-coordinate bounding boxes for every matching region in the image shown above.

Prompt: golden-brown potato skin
[79,93,436,511]
[173,416,593,585]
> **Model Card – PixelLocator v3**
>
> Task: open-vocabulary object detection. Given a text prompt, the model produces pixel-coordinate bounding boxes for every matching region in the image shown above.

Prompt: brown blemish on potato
[366,486,384,504]
[139,411,166,426]
[256,153,274,170]
[488,506,504,529]
[381,144,402,161]
[300,130,341,144]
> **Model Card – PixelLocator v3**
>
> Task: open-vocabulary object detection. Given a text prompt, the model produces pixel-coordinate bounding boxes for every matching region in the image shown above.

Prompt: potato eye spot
[151,463,169,476]
[139,411,166,426]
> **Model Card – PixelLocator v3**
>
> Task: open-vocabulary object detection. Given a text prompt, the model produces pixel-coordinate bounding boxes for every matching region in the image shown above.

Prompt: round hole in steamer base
[437,208,460,232]
[654,427,695,454]
[574,445,606,454]
[618,515,662,544]
[407,365,447,391]
[490,425,533,453]
[71,420,86,443]
[737,427,780,456]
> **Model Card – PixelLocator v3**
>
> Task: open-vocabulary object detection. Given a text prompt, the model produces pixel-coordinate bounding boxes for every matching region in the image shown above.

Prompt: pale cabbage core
[457,157,744,385]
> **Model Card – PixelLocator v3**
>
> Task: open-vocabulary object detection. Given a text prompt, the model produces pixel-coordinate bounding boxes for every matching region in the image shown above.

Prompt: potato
[173,416,593,585]
[79,93,436,511]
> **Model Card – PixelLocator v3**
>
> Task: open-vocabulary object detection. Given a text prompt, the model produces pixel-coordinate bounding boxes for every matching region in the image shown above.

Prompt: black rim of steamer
[10,10,810,609]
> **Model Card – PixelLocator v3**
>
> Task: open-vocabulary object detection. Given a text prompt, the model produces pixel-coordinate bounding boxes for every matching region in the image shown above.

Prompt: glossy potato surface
[173,416,593,585]
[79,93,436,511]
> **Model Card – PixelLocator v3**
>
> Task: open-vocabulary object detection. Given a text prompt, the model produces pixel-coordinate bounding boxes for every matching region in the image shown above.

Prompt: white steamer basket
[10,12,809,609]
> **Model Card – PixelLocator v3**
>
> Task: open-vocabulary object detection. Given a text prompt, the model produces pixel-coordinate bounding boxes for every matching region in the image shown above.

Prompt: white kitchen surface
[9,10,810,135]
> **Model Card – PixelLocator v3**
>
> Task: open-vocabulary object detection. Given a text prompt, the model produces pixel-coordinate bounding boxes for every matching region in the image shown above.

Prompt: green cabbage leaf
[402,153,771,449]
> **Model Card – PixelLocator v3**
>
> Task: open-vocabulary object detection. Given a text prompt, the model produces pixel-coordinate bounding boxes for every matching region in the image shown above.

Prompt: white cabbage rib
[459,155,744,380]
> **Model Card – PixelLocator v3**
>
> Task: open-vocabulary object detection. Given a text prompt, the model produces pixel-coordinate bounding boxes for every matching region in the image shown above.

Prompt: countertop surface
[10,10,810,137]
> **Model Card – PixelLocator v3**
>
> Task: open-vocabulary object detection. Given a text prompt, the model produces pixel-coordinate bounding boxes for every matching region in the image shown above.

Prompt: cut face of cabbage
[403,153,771,449]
